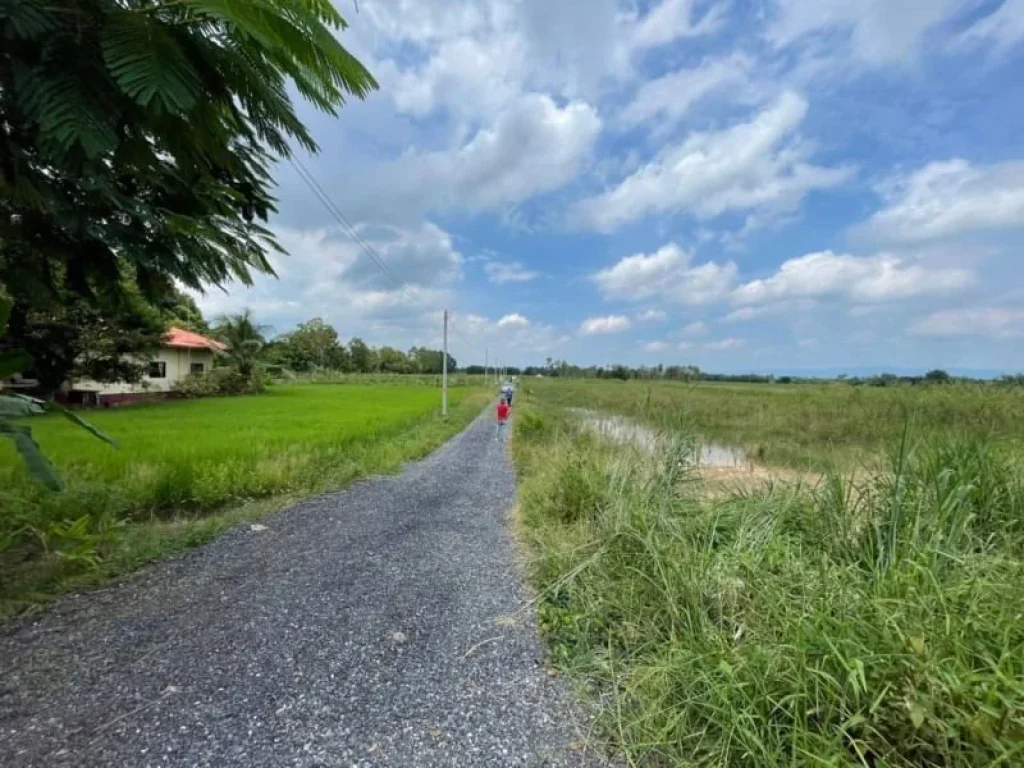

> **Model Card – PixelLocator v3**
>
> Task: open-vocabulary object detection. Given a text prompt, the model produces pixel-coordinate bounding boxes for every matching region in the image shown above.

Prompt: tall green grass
[1,384,488,615]
[529,379,1024,470]
[513,391,1024,766]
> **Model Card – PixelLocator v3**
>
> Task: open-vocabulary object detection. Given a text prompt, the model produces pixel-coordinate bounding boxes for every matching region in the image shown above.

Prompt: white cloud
[484,261,542,284]
[644,340,670,352]
[909,307,1024,338]
[572,92,852,232]
[723,306,770,322]
[620,53,754,129]
[453,311,565,356]
[192,222,464,344]
[681,320,708,336]
[580,315,633,335]
[857,159,1024,244]
[497,313,530,328]
[380,94,602,217]
[767,0,969,65]
[637,308,667,323]
[956,0,1024,53]
[341,222,463,290]
[732,251,974,305]
[705,337,746,350]
[592,244,738,306]
[628,0,728,51]
[390,35,525,119]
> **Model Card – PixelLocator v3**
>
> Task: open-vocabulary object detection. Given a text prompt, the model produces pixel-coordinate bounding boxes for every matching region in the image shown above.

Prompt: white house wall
[69,348,215,396]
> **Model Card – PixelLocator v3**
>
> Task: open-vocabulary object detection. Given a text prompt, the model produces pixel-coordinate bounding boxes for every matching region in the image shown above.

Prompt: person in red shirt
[496,397,510,441]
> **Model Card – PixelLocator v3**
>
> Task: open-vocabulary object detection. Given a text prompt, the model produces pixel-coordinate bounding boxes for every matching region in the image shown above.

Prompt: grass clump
[1,383,488,616]
[512,393,1024,767]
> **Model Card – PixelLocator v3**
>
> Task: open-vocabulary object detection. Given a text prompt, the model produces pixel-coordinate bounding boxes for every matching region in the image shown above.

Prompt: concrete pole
[442,309,449,418]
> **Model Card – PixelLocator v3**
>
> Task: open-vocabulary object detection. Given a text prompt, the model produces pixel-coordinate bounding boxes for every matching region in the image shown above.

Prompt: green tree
[1,0,376,381]
[348,337,372,373]
[408,346,457,374]
[924,369,952,384]
[1,291,118,489]
[160,290,210,334]
[214,309,267,381]
[376,346,411,373]
[283,318,346,371]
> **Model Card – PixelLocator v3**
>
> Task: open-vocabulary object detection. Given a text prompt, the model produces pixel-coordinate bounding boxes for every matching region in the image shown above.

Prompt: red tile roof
[164,327,227,352]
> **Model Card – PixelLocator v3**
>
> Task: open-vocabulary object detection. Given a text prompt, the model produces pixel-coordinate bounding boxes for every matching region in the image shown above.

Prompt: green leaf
[102,11,202,112]
[0,0,57,40]
[0,423,62,491]
[0,350,33,379]
[0,394,46,417]
[49,403,120,449]
[0,289,11,329]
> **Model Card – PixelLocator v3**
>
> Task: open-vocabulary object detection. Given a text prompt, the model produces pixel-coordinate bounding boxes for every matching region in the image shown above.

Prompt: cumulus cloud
[484,261,542,284]
[341,222,463,290]
[909,307,1024,338]
[592,244,738,306]
[376,94,602,218]
[572,92,852,232]
[453,311,565,356]
[732,251,974,305]
[681,320,709,336]
[497,313,530,328]
[580,315,633,335]
[644,340,670,352]
[856,159,1024,244]
[192,222,464,345]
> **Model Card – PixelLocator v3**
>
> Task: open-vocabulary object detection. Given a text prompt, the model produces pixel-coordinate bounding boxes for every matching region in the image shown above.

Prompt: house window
[190,362,205,374]
[147,361,166,379]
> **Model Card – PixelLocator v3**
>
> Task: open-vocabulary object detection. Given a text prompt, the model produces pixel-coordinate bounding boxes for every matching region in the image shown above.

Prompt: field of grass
[512,380,1024,766]
[525,378,1024,470]
[1,383,488,616]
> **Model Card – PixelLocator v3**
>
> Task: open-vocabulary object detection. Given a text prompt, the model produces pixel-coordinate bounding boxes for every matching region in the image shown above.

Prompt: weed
[513,383,1024,767]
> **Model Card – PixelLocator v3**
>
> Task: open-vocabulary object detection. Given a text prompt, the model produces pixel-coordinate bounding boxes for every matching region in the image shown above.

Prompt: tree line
[262,318,456,375]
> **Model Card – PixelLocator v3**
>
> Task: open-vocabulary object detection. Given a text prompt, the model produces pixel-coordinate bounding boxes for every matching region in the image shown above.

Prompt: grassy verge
[1,385,489,618]
[524,379,1024,471]
[512,387,1024,767]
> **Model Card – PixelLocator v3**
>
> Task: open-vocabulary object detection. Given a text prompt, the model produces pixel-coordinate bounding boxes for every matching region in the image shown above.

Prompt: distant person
[496,397,510,441]
[501,382,514,406]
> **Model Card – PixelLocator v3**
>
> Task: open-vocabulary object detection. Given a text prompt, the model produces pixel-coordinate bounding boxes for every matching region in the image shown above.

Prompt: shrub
[172,368,261,398]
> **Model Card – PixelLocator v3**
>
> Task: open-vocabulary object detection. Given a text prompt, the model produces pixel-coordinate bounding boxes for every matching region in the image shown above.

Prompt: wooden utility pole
[442,309,449,417]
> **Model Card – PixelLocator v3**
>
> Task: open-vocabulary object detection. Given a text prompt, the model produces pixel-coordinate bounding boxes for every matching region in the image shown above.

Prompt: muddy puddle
[570,409,751,470]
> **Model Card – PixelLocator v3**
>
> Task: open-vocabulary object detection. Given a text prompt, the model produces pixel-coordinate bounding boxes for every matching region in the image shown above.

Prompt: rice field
[0,383,488,615]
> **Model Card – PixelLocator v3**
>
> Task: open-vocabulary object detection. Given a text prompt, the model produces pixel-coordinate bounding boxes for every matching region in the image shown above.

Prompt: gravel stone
[0,410,607,766]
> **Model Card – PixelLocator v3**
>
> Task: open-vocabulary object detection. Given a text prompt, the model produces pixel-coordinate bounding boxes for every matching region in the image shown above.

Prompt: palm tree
[215,310,268,381]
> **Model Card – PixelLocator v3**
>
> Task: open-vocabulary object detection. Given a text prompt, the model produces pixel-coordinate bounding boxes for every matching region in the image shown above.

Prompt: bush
[172,367,262,398]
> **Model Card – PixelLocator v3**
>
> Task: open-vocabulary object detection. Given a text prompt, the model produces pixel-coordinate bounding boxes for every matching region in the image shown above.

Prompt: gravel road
[0,409,605,767]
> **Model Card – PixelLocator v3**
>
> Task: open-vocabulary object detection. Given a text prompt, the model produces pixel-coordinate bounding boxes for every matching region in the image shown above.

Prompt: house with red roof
[61,327,226,407]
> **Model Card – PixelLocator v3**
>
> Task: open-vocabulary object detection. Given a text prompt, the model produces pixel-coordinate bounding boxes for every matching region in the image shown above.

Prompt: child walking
[496,397,510,441]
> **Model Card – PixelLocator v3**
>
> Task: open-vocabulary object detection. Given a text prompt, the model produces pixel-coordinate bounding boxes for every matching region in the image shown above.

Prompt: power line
[287,155,488,363]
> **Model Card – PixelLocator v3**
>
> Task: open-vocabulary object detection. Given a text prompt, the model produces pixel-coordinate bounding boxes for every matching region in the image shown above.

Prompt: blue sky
[196,0,1024,374]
